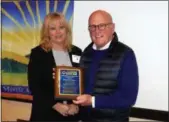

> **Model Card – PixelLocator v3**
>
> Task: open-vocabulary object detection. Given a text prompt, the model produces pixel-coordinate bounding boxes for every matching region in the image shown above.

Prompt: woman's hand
[67,104,79,115]
[52,102,70,116]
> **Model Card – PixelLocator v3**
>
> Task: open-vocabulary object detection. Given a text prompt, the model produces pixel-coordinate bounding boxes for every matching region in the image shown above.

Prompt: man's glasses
[88,23,112,32]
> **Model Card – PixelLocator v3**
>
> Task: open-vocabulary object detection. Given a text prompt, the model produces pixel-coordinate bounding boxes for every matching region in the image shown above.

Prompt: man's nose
[95,26,100,33]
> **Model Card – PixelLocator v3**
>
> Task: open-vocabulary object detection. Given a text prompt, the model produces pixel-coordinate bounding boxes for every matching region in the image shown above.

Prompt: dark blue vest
[80,33,132,122]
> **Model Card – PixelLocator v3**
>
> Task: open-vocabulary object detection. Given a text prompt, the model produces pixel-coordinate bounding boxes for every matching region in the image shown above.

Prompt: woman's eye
[50,27,56,30]
[60,26,65,29]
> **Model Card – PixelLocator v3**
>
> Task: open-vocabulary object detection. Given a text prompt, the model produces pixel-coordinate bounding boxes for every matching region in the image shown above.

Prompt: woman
[28,12,82,121]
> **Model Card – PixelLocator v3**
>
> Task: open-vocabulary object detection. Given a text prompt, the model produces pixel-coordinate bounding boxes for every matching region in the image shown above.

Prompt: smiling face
[88,10,115,49]
[40,12,72,51]
[48,18,67,45]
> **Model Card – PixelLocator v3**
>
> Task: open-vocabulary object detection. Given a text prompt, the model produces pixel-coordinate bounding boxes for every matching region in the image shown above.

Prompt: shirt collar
[92,40,112,50]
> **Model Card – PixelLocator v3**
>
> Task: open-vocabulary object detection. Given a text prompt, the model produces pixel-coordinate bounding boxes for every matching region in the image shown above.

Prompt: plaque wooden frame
[54,66,83,99]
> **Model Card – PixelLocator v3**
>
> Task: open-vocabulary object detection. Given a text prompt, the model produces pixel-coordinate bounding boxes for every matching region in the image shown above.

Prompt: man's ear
[111,23,115,34]
[112,23,115,31]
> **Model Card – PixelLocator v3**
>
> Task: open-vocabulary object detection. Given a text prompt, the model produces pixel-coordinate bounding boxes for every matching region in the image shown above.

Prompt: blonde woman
[28,12,82,121]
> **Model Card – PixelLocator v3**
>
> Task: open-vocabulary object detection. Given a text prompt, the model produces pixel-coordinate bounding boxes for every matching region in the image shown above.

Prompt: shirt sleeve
[92,96,95,108]
[94,50,139,109]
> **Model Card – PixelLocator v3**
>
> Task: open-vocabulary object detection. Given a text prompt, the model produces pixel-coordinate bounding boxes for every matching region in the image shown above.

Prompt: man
[73,10,139,122]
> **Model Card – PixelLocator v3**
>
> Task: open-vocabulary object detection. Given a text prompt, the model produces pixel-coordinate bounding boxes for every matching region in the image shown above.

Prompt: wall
[73,1,168,111]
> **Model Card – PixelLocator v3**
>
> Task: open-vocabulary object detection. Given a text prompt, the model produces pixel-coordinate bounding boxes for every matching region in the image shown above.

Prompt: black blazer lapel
[68,51,73,66]
[69,52,81,67]
[47,50,56,68]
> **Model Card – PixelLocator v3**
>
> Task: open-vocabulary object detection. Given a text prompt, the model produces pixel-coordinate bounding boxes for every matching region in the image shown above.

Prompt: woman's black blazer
[28,45,82,121]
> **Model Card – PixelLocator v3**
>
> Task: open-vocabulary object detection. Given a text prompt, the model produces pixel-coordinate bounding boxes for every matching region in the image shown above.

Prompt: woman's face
[48,19,67,44]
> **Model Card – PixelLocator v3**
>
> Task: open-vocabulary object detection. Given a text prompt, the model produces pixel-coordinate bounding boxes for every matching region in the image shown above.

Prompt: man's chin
[94,41,104,46]
[95,43,105,49]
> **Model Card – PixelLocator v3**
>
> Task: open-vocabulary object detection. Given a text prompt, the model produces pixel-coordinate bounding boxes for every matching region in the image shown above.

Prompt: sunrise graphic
[1,0,74,100]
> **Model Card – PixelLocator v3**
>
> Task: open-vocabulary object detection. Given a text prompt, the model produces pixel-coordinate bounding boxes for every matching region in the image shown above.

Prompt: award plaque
[54,66,83,99]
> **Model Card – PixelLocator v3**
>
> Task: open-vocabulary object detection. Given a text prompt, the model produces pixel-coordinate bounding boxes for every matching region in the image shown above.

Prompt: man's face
[88,13,114,48]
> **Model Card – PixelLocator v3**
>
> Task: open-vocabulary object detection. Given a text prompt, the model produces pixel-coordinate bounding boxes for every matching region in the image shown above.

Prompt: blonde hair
[40,12,72,52]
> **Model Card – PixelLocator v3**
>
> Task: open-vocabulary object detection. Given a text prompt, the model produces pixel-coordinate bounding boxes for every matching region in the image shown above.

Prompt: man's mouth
[95,35,103,38]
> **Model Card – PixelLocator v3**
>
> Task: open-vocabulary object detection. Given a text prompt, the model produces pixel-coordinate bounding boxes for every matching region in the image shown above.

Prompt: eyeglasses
[88,23,112,32]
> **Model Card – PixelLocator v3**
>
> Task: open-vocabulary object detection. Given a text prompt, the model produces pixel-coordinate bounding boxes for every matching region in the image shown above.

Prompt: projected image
[1,0,74,101]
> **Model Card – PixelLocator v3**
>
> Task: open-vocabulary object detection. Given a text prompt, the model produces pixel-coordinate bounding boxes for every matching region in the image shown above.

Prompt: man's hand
[67,104,79,115]
[73,94,92,106]
[52,102,69,116]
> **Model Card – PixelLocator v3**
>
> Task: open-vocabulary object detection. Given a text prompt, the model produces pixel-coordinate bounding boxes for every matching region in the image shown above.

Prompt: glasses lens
[99,24,106,30]
[89,26,95,31]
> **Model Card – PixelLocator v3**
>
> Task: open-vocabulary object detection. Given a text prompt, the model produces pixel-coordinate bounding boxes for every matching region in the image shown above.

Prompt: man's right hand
[52,102,69,116]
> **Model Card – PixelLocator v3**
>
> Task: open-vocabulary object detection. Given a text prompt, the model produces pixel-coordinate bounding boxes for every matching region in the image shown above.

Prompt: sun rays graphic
[1,0,74,100]
[2,0,74,56]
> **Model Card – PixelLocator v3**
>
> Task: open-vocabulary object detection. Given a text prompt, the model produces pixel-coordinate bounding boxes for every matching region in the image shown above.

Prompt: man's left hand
[73,94,92,106]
